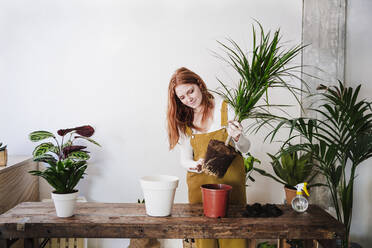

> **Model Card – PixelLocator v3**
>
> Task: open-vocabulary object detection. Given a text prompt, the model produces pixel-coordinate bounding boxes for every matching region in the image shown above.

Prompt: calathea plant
[29,125,101,194]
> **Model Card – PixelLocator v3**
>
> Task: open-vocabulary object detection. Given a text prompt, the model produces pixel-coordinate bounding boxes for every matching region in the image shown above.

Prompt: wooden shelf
[0,156,39,214]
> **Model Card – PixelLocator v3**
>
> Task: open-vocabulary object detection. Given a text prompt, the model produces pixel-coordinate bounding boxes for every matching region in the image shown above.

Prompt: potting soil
[243,203,283,217]
[203,139,238,178]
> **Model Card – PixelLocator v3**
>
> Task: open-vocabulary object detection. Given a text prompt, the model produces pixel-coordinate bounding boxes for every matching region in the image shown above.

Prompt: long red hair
[167,67,214,150]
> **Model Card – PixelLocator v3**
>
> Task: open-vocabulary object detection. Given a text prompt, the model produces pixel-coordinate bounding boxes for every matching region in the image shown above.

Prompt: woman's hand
[227,120,243,142]
[189,158,204,173]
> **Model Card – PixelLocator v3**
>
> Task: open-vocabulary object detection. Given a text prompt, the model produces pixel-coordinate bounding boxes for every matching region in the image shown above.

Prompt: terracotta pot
[0,149,7,166]
[284,186,297,205]
[201,184,232,218]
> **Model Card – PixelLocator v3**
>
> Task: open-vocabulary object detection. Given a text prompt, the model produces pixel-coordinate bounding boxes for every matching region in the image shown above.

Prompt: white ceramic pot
[140,175,179,217]
[51,191,79,217]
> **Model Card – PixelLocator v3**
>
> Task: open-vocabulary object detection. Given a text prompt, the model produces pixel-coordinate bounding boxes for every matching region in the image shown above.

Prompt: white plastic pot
[140,175,179,217]
[51,191,79,217]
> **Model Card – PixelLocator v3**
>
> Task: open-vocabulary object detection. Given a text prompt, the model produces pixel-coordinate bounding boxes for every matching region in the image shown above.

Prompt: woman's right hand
[189,158,204,173]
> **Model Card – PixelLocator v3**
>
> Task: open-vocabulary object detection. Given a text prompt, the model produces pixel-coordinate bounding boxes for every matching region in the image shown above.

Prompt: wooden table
[0,202,345,248]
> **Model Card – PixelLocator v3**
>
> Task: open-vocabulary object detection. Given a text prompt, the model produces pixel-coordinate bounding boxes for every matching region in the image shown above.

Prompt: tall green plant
[268,81,372,247]
[214,22,307,145]
[29,125,101,194]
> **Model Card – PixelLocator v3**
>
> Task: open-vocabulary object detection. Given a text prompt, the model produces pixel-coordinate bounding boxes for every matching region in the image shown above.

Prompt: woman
[167,67,251,248]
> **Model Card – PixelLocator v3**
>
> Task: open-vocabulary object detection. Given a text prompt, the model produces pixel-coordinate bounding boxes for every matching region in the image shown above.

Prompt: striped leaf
[29,131,55,142]
[67,151,90,161]
[32,142,55,157]
[33,154,57,166]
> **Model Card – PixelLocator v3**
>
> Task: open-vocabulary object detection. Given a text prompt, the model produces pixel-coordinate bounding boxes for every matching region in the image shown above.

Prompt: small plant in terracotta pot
[29,125,100,217]
[0,142,7,166]
[254,144,322,204]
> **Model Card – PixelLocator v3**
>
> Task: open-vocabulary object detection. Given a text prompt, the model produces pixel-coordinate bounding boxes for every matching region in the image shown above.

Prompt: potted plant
[203,21,307,178]
[268,82,371,247]
[29,125,100,217]
[253,145,321,204]
[0,142,7,166]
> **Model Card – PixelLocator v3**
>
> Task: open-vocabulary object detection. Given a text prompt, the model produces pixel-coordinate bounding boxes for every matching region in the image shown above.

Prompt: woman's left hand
[227,120,243,142]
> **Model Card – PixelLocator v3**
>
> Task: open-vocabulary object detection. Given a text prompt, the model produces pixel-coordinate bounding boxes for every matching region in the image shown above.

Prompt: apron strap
[185,126,192,136]
[221,100,228,127]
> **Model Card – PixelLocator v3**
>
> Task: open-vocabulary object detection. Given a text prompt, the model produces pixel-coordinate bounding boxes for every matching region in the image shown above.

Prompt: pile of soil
[203,139,238,178]
[243,203,283,218]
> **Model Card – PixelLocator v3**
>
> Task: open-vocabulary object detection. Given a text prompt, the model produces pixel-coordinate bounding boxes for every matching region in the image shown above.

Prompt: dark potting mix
[203,139,238,178]
[243,203,283,218]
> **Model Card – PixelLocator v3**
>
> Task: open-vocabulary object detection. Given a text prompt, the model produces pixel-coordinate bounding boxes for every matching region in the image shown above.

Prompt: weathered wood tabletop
[0,202,345,247]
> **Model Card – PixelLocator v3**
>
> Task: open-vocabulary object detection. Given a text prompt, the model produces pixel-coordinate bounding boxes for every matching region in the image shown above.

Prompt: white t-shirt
[178,95,251,172]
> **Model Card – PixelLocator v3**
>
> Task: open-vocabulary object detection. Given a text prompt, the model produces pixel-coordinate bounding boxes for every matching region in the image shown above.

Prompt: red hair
[167,67,214,150]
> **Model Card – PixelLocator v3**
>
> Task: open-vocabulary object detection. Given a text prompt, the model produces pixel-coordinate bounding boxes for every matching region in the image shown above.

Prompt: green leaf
[29,131,55,142]
[32,142,55,157]
[67,151,90,161]
[33,154,57,166]
[214,21,306,133]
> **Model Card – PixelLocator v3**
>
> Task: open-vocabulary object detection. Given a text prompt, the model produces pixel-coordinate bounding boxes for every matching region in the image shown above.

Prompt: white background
[0,0,370,247]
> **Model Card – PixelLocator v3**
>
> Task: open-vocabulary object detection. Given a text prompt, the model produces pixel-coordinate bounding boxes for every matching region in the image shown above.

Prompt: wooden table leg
[303,240,314,248]
[277,239,284,248]
[317,239,337,248]
[247,239,256,248]
[24,238,34,248]
[0,239,7,248]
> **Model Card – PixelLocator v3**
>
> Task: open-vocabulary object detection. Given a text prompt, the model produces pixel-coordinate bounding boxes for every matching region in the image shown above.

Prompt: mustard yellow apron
[186,101,247,248]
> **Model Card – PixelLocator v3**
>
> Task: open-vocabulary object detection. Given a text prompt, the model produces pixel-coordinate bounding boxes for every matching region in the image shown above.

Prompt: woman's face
[175,83,203,110]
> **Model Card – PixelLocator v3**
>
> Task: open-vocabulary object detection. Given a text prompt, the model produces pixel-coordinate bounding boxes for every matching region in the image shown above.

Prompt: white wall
[345,0,372,246]
[0,1,302,247]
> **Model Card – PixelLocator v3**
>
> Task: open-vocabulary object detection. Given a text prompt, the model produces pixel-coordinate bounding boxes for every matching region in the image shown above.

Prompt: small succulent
[0,142,7,151]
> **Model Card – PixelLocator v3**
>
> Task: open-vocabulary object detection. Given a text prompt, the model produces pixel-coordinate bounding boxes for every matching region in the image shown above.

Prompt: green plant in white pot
[29,125,100,217]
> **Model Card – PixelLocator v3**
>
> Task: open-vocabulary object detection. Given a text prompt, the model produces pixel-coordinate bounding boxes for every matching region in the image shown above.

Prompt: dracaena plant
[214,22,307,145]
[267,81,372,247]
[29,125,101,194]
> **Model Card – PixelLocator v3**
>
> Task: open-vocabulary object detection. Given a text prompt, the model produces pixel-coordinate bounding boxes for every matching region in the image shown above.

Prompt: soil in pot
[203,139,238,178]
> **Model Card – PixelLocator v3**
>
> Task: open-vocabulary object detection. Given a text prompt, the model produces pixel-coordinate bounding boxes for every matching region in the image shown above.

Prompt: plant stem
[53,137,62,160]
